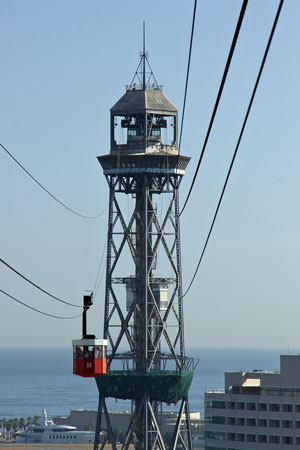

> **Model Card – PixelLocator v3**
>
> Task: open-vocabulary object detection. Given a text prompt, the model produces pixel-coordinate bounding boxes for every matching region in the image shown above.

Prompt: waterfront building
[54,409,203,446]
[205,355,300,449]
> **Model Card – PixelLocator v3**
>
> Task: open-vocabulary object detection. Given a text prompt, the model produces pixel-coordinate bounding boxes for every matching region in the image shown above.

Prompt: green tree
[32,416,40,425]
[18,418,25,430]
[5,419,12,440]
[1,419,6,438]
[26,417,32,425]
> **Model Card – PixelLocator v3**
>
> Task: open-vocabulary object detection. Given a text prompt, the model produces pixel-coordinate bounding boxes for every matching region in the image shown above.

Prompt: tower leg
[94,395,104,450]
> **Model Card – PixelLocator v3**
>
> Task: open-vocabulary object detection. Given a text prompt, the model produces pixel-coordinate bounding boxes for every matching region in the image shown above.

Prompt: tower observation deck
[94,47,196,450]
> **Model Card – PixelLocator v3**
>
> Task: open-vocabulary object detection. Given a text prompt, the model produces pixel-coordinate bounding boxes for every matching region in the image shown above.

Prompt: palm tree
[18,418,25,430]
[11,419,19,438]
[5,419,12,440]
[32,416,40,425]
[1,419,6,438]
[26,417,32,427]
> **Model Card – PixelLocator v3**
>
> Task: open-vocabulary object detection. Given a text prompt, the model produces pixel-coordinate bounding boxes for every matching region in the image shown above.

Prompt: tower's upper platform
[98,46,190,176]
[108,48,180,157]
[109,85,179,156]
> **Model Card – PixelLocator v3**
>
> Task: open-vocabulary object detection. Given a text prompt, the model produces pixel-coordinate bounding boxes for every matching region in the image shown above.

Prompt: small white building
[205,355,300,449]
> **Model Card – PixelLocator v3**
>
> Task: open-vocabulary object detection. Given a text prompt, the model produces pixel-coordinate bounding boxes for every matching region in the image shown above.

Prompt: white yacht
[16,409,95,444]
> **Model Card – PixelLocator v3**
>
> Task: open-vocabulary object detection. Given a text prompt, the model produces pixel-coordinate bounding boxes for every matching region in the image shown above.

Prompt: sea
[0,347,291,422]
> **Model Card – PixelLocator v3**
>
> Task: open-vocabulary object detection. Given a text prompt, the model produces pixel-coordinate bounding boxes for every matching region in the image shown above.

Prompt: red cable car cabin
[72,338,107,377]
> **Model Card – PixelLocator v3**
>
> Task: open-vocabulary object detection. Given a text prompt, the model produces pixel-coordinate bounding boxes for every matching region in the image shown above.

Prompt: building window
[247,434,256,442]
[258,435,267,443]
[257,402,267,411]
[257,418,267,427]
[237,418,245,426]
[246,402,256,410]
[269,435,280,444]
[205,431,226,440]
[151,129,161,136]
[237,433,245,442]
[205,400,226,409]
[227,417,236,425]
[282,404,293,412]
[296,404,300,412]
[282,420,293,428]
[282,436,293,445]
[246,418,256,426]
[237,402,245,410]
[205,415,226,424]
[227,433,236,441]
[204,447,227,450]
[269,419,280,428]
[269,403,280,411]
[295,421,300,428]
[227,401,235,409]
[296,437,300,445]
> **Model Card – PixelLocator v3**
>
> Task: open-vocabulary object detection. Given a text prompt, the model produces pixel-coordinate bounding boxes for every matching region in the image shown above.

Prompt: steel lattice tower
[94,48,195,450]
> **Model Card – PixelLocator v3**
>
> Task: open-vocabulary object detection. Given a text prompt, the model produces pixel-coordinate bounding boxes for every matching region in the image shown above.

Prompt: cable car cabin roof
[111,89,177,115]
[72,338,108,347]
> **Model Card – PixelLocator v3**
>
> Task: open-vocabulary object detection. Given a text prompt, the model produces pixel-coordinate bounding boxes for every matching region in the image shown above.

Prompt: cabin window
[96,346,105,358]
[76,346,83,358]
[84,346,94,358]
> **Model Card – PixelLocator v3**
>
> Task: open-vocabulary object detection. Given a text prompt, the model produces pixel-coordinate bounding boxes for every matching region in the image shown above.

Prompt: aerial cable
[178,0,198,153]
[0,258,81,308]
[1,142,107,220]
[183,0,285,298]
[180,0,249,216]
[92,236,107,298]
[0,289,82,319]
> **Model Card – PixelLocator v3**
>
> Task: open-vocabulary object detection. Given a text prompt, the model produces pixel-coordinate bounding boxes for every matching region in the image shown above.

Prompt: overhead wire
[1,142,107,219]
[183,0,285,298]
[92,237,107,298]
[0,289,82,319]
[0,258,81,308]
[180,0,249,216]
[178,0,198,153]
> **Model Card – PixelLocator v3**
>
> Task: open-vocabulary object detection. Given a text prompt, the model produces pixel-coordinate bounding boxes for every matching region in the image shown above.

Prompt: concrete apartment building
[205,355,300,449]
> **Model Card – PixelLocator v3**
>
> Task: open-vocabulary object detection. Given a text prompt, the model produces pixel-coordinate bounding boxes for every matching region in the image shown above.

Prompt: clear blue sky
[1,0,300,349]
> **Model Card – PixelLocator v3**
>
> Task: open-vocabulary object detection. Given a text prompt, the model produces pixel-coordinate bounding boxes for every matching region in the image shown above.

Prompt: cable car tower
[94,38,195,450]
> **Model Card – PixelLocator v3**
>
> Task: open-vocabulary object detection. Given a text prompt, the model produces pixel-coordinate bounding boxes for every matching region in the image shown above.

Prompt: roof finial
[127,23,162,92]
[142,21,146,90]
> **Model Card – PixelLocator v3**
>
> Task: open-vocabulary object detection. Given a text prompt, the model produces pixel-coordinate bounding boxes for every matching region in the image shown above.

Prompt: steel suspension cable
[1,142,107,219]
[183,0,285,298]
[92,236,107,298]
[178,0,198,153]
[0,289,82,319]
[0,258,81,308]
[180,0,249,216]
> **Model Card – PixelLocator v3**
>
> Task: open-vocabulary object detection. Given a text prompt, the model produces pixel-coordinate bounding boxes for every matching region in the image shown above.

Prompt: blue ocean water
[0,348,287,421]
